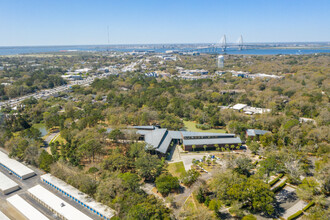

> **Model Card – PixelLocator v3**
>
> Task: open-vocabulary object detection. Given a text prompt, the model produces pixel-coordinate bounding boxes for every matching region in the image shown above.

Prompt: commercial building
[28,185,93,220]
[40,174,115,220]
[136,126,242,154]
[0,172,20,194]
[246,129,271,140]
[181,132,242,151]
[6,194,49,220]
[0,151,35,180]
[217,55,224,68]
[0,211,10,220]
[230,103,271,115]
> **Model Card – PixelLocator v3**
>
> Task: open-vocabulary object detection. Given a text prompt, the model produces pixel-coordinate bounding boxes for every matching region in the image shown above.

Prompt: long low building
[0,171,20,194]
[0,211,10,220]
[135,126,242,154]
[0,151,35,180]
[41,174,115,220]
[28,185,93,220]
[6,194,49,220]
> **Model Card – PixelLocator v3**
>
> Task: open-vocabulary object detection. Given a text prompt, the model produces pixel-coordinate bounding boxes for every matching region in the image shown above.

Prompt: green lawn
[167,161,186,177]
[183,121,226,133]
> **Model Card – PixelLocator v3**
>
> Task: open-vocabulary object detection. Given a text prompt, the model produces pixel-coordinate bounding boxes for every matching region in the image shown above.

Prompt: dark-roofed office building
[246,129,271,140]
[135,126,242,154]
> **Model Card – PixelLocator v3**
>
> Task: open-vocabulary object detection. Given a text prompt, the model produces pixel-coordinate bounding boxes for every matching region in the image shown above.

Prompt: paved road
[282,200,307,219]
[172,172,212,217]
[0,67,120,109]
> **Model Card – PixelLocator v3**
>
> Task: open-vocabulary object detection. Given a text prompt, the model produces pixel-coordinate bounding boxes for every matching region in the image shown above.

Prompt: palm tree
[214,144,219,151]
[221,147,225,152]
[192,145,196,152]
[231,145,235,150]
[236,146,240,150]
[203,145,207,152]
[225,144,229,149]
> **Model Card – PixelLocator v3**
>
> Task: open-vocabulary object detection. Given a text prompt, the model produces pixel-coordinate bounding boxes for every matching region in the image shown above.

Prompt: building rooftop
[232,103,248,110]
[41,174,115,219]
[28,185,93,220]
[0,172,19,192]
[246,129,270,136]
[183,137,242,146]
[0,211,10,220]
[0,151,35,178]
[7,194,49,220]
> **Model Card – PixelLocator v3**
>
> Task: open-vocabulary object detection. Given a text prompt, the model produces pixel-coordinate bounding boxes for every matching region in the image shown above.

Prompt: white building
[41,174,115,220]
[217,55,224,68]
[0,172,20,194]
[0,151,35,180]
[243,106,271,114]
[28,185,93,220]
[232,103,248,111]
[7,194,49,220]
[0,211,10,220]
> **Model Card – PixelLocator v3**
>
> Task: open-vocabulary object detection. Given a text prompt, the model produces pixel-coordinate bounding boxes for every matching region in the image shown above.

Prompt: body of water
[32,123,48,137]
[0,45,330,56]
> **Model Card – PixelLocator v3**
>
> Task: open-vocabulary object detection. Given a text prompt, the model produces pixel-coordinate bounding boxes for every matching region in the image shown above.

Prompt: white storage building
[0,151,35,180]
[28,185,93,220]
[0,171,20,194]
[0,211,10,220]
[41,173,115,220]
[6,194,49,220]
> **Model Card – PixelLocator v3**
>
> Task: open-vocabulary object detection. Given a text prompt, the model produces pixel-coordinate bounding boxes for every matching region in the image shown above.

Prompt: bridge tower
[221,35,227,52]
[238,35,243,50]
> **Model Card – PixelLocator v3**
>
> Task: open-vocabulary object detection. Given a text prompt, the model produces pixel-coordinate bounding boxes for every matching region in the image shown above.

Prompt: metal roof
[138,128,167,151]
[7,194,49,220]
[0,172,19,192]
[0,211,10,220]
[157,131,172,154]
[28,185,93,220]
[133,125,156,130]
[41,174,115,219]
[180,131,234,138]
[246,129,270,136]
[232,103,247,110]
[183,137,242,146]
[0,151,35,178]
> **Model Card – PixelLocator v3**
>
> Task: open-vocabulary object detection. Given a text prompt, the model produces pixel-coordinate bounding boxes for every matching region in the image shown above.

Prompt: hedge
[272,181,286,193]
[269,173,285,186]
[287,210,303,220]
[302,201,315,212]
[269,177,280,186]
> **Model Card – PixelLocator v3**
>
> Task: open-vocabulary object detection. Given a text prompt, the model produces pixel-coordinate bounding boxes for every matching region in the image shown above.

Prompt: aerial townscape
[0,1,329,220]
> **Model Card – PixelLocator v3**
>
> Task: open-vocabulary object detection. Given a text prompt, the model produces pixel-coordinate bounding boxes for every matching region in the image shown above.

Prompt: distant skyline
[1,0,329,46]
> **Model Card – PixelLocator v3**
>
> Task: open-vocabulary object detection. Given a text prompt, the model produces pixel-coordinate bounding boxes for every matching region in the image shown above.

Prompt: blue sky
[1,0,329,46]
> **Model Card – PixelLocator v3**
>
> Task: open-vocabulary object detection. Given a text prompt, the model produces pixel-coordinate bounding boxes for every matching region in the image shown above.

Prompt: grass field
[183,121,226,133]
[167,161,186,177]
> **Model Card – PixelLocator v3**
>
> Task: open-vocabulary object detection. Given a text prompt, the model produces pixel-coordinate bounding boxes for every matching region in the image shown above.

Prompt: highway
[0,68,119,109]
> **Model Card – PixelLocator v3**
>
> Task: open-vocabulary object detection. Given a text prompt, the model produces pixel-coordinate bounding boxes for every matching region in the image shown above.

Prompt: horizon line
[1,41,330,48]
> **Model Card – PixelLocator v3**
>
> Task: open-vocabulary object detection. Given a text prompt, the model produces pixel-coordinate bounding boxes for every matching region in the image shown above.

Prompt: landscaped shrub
[269,173,285,186]
[208,199,219,211]
[155,174,180,196]
[196,124,211,130]
[302,201,315,212]
[272,181,286,193]
[242,214,257,220]
[269,177,280,186]
[287,210,303,220]
[180,169,200,187]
